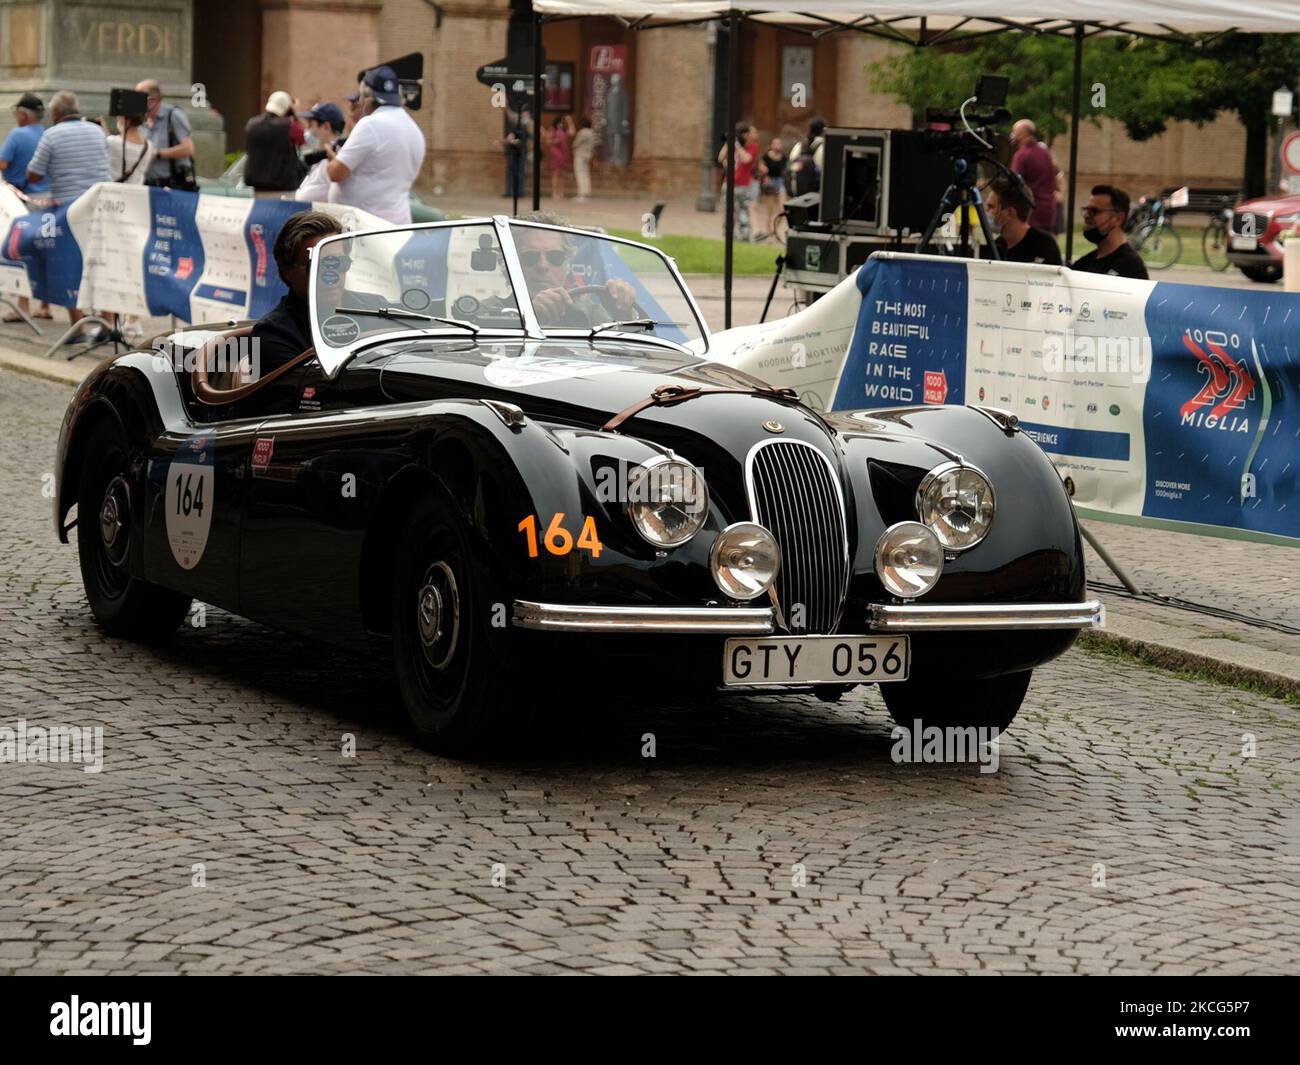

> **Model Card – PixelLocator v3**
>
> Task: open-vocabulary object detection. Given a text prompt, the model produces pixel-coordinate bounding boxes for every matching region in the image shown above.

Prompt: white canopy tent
[531,1,1300,324]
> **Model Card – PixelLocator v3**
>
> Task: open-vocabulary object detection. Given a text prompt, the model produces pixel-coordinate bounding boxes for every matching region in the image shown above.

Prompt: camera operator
[1071,185,1148,280]
[986,176,1061,265]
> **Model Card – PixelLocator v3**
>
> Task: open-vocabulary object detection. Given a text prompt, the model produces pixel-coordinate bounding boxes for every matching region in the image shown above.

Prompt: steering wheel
[565,283,649,324]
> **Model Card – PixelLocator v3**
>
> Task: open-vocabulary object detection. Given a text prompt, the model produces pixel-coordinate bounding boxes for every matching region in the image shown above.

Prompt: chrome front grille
[746,440,850,634]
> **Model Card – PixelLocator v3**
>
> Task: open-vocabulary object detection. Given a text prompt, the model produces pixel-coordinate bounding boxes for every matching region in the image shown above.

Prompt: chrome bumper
[512,601,775,634]
[868,600,1104,631]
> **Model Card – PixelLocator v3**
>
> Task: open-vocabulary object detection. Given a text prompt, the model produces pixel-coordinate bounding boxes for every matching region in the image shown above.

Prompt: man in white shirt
[324,66,424,225]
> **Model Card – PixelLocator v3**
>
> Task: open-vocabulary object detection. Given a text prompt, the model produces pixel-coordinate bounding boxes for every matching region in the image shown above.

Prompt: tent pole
[532,12,543,212]
[724,9,740,329]
[1065,23,1083,263]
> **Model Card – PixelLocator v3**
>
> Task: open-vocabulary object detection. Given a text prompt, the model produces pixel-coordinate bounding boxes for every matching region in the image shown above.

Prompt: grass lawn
[608,229,783,276]
[603,224,1220,277]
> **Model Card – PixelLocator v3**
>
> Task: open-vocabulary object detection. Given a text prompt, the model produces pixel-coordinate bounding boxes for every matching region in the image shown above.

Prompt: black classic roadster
[55,217,1100,750]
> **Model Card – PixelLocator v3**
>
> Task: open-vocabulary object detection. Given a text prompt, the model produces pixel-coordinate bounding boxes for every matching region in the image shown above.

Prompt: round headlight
[874,521,943,599]
[710,522,780,600]
[625,457,709,547]
[916,462,995,551]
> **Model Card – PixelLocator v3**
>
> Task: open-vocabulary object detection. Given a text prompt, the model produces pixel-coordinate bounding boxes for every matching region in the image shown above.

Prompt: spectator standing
[302,103,346,167]
[25,91,110,338]
[104,111,155,186]
[1071,184,1149,280]
[136,80,196,190]
[244,91,304,199]
[297,103,345,202]
[26,91,108,204]
[502,109,530,200]
[326,65,425,225]
[786,117,825,196]
[759,137,786,240]
[547,114,573,200]
[1,93,50,198]
[1009,120,1057,232]
[572,115,594,201]
[717,123,758,242]
[0,92,51,321]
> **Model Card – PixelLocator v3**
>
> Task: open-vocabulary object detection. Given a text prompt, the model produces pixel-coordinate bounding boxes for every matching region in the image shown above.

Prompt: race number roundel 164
[166,432,215,569]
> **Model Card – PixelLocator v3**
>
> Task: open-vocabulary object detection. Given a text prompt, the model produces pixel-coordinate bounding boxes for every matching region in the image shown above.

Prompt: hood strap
[602,383,799,433]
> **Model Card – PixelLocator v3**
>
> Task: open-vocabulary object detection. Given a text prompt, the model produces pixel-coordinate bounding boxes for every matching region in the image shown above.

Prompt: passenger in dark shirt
[252,211,344,376]
[1070,184,1149,281]
[986,176,1062,266]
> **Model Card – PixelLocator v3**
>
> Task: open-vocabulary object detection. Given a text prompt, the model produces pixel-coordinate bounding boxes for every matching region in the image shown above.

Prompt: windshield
[311,222,522,350]
[309,219,703,373]
[507,221,703,346]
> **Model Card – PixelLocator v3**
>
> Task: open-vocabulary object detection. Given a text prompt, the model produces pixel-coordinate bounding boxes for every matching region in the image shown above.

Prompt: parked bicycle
[1126,193,1182,270]
[1201,196,1233,272]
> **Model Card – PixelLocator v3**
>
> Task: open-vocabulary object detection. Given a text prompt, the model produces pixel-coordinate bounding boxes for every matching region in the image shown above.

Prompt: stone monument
[0,0,224,176]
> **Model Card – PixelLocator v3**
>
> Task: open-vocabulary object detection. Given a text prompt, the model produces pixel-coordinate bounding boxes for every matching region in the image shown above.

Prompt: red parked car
[1227,190,1300,283]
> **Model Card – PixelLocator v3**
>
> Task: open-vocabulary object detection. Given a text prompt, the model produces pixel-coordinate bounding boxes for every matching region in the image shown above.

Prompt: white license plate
[722,635,910,687]
[1231,235,1258,251]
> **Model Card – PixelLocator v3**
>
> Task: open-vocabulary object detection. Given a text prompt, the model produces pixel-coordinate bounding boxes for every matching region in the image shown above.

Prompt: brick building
[190,0,1249,207]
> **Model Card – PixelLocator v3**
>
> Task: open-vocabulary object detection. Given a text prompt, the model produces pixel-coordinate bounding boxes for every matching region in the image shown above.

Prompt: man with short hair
[0,93,49,198]
[136,79,195,188]
[513,210,636,327]
[244,90,303,199]
[1009,119,1058,233]
[25,91,110,337]
[325,65,425,225]
[1070,184,1148,280]
[0,92,51,321]
[986,176,1062,265]
[252,211,345,375]
[25,91,108,204]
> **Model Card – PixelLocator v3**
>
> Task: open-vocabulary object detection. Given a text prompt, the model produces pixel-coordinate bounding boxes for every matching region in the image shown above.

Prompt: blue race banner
[711,252,1300,546]
[0,183,385,324]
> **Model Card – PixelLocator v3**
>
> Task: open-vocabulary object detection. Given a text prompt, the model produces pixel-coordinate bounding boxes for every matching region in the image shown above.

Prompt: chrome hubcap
[416,561,459,670]
[99,476,130,567]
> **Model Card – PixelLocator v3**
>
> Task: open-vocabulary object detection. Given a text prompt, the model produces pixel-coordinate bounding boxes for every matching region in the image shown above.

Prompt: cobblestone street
[2,368,1298,974]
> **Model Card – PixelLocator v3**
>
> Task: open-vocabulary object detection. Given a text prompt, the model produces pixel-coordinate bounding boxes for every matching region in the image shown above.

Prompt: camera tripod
[917,153,1001,261]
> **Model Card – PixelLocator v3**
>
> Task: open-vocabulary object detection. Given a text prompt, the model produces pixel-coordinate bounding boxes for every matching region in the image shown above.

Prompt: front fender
[832,404,1086,607]
[54,351,188,542]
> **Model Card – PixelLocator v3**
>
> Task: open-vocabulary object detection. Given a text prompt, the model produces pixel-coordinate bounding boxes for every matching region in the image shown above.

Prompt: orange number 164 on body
[518,513,603,558]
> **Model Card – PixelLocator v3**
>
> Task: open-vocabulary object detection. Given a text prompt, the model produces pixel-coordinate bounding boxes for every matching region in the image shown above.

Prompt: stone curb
[0,344,88,387]
[1080,629,1300,703]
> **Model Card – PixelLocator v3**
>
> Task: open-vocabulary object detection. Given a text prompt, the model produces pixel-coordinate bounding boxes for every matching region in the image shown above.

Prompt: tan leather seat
[191,325,315,406]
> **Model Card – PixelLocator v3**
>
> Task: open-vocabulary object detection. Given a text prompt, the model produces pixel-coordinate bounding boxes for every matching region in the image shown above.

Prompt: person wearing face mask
[1070,184,1148,280]
[986,176,1061,265]
[296,103,346,202]
[301,103,345,167]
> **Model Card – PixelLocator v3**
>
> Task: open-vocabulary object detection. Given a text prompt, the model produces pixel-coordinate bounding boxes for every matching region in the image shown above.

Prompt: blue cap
[305,101,345,132]
[362,65,402,106]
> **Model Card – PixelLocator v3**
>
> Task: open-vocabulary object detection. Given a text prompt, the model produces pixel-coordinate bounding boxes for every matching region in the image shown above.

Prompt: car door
[142,415,263,614]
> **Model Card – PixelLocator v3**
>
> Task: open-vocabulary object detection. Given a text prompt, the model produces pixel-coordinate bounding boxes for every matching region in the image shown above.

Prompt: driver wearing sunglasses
[514,222,637,327]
